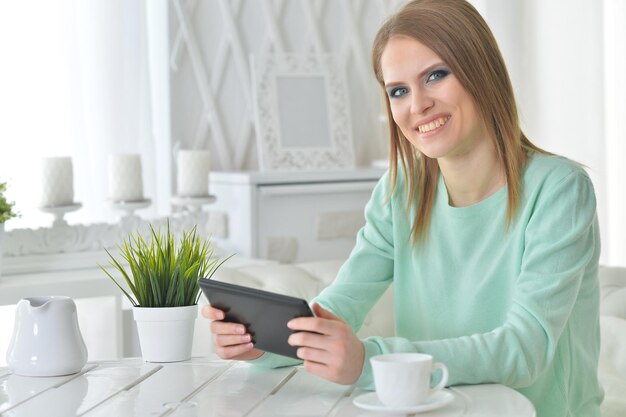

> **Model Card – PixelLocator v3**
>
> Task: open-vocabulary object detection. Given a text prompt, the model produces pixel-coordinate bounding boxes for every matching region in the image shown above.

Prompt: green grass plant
[0,181,17,223]
[100,222,230,307]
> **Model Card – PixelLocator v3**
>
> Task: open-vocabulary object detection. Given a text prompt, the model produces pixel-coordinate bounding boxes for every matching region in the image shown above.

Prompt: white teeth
[418,116,449,133]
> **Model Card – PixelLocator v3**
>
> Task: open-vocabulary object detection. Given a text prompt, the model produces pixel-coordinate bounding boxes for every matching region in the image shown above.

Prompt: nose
[410,88,434,115]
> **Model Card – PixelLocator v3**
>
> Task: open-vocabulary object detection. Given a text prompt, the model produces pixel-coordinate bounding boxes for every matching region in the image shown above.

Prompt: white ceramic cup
[370,353,448,407]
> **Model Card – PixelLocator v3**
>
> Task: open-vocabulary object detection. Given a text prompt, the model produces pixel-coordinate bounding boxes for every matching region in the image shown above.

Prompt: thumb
[312,303,341,321]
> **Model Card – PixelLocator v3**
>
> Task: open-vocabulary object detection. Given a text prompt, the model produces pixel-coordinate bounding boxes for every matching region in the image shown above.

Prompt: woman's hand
[202,305,264,361]
[287,303,365,384]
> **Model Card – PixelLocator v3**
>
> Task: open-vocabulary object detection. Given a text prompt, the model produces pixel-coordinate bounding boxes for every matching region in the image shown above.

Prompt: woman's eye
[426,69,450,83]
[388,87,409,98]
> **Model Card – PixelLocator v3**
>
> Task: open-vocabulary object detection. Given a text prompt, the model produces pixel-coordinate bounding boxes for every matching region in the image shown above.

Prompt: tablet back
[198,278,313,359]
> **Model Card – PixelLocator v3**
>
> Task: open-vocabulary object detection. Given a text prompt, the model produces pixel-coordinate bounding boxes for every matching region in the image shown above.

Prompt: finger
[295,345,329,364]
[312,303,341,321]
[288,316,346,335]
[202,305,225,320]
[301,360,334,381]
[287,317,327,333]
[210,320,247,335]
[288,306,344,332]
[288,331,327,350]
[216,342,255,359]
[215,333,252,347]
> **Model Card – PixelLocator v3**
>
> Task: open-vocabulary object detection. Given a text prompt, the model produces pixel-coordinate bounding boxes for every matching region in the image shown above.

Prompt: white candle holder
[39,203,82,227]
[171,195,216,213]
[109,199,152,218]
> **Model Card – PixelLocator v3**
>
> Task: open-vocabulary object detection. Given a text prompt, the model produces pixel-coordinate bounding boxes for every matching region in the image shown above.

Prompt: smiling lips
[417,116,450,134]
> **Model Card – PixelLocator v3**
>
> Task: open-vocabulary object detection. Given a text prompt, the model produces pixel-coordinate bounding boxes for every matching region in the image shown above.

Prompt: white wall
[603,0,626,266]
[489,0,610,263]
[168,0,406,171]
[169,0,622,264]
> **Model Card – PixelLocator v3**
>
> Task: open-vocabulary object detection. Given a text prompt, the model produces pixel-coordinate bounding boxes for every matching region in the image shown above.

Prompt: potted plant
[100,222,230,362]
[0,181,18,277]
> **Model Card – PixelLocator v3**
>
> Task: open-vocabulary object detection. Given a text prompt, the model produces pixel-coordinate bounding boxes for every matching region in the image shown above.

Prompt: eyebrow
[383,61,447,89]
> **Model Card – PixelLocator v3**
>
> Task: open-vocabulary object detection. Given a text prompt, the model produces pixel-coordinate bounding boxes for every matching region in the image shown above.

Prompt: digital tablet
[198,278,314,359]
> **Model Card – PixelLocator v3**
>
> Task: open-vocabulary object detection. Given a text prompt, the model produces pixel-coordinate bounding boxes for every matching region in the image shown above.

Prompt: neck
[438,144,505,207]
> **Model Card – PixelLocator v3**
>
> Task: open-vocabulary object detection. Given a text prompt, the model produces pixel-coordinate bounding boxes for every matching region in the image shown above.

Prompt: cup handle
[430,362,449,394]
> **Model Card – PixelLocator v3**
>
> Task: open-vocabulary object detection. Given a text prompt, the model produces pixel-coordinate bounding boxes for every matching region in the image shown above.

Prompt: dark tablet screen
[198,278,314,359]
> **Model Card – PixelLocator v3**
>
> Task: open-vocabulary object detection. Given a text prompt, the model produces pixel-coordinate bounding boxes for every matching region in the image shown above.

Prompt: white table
[0,357,536,417]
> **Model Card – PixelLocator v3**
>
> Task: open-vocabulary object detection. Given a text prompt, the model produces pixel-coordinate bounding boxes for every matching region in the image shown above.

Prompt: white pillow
[599,315,626,417]
[599,266,626,319]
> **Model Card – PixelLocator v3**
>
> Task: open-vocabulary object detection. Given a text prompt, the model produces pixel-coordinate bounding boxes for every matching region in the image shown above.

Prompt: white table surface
[0,357,536,417]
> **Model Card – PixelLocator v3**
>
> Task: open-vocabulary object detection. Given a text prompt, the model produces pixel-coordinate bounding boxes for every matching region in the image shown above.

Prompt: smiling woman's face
[380,35,490,162]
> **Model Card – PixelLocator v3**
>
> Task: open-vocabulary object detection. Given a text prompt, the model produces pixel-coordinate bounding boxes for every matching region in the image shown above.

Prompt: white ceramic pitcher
[6,296,88,376]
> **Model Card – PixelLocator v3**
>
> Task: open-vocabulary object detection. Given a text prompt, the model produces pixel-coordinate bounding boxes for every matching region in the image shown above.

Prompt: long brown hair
[372,0,546,243]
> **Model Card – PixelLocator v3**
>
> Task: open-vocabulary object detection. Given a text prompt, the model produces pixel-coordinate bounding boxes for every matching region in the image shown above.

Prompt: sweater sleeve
[355,170,599,389]
[311,171,395,333]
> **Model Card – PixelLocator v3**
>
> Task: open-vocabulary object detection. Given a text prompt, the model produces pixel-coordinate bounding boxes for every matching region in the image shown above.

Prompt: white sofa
[598,267,626,417]
[197,261,626,417]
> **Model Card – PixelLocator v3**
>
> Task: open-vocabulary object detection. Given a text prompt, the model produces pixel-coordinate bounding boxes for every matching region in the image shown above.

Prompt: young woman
[204,1,603,415]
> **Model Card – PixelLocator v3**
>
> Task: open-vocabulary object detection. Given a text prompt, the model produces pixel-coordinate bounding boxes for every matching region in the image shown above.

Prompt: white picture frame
[252,53,355,171]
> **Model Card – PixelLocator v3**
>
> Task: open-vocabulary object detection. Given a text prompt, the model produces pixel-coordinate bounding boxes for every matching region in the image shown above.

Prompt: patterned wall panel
[169,0,406,171]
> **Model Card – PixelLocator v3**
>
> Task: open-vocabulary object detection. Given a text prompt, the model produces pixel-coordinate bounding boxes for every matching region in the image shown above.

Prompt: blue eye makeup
[385,67,451,98]
[387,86,409,98]
[426,68,451,83]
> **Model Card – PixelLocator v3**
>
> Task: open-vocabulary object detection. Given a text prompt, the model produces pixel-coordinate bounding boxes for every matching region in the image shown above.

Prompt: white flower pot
[133,305,198,362]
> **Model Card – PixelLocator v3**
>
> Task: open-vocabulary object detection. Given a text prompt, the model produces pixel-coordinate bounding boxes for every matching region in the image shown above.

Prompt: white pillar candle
[41,157,74,207]
[108,154,144,202]
[177,150,210,197]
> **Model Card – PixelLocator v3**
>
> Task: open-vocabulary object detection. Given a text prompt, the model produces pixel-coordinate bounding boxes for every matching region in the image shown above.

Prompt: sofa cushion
[599,316,626,417]
[214,263,323,301]
[597,266,626,417]
[599,266,626,319]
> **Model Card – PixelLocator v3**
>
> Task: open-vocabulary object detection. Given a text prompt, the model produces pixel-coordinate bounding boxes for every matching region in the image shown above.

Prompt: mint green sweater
[253,154,603,417]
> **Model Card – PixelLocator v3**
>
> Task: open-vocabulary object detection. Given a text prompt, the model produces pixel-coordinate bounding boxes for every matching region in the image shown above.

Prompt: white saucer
[353,390,454,414]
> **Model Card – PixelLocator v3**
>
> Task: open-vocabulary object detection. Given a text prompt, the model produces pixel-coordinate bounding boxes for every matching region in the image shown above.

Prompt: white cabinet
[207,169,385,263]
